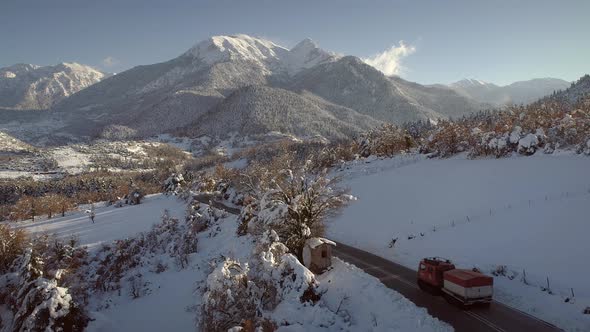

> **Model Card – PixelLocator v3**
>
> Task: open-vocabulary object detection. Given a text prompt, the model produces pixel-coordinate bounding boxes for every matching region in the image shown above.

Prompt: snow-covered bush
[200,230,319,331]
[0,225,27,274]
[359,124,414,157]
[517,133,540,155]
[576,138,590,155]
[423,122,470,157]
[163,172,185,194]
[200,259,258,331]
[93,209,202,291]
[1,248,89,332]
[469,131,510,158]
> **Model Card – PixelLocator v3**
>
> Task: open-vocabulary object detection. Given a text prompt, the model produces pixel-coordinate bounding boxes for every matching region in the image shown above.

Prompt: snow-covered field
[14,194,186,250]
[49,146,92,173]
[7,191,451,331]
[328,153,590,331]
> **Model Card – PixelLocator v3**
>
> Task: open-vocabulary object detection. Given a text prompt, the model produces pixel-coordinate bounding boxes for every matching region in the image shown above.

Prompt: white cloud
[363,41,416,76]
[101,56,120,68]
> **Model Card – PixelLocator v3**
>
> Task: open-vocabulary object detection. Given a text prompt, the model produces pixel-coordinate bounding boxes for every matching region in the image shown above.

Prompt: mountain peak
[282,37,337,74]
[185,34,288,66]
[183,34,337,75]
[291,38,317,51]
[453,78,493,87]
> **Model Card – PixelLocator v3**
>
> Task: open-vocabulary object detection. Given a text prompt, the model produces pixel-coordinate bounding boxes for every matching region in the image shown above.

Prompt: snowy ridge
[452,78,494,87]
[185,34,287,69]
[184,34,337,75]
[0,62,106,110]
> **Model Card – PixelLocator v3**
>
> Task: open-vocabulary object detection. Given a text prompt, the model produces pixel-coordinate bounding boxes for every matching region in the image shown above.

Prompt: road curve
[333,242,561,332]
[195,196,561,332]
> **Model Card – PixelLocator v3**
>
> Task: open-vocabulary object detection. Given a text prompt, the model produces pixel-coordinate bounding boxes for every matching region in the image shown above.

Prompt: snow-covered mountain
[181,85,381,140]
[449,78,570,105]
[49,34,484,140]
[0,63,106,110]
[288,56,482,123]
[542,74,590,105]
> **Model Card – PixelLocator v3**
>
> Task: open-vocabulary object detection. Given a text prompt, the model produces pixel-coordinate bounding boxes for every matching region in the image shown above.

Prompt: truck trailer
[417,257,493,307]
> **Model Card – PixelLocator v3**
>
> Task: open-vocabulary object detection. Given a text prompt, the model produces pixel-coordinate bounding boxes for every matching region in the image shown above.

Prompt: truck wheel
[442,292,452,304]
[417,279,426,291]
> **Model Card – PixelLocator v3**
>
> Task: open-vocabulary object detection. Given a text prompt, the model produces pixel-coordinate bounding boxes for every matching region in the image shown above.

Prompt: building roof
[305,237,336,249]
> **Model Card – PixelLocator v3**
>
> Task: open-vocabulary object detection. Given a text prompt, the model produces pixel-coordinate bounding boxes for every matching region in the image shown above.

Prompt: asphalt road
[333,242,561,332]
[197,195,562,332]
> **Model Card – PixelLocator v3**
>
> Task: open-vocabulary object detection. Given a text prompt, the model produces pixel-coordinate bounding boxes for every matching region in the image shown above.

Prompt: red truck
[417,257,493,307]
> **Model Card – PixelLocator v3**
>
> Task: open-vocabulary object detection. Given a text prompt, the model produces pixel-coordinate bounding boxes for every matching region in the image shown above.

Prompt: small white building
[302,237,336,274]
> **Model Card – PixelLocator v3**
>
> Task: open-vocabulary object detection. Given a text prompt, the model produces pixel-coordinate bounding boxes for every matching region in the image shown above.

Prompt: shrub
[6,248,89,332]
[0,225,27,273]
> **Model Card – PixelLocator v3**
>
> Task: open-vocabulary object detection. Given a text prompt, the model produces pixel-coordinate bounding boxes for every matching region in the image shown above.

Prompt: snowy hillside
[288,56,483,124]
[0,63,106,110]
[3,193,452,332]
[449,78,570,105]
[328,153,590,331]
[0,131,35,153]
[14,194,186,249]
[544,74,590,106]
[182,85,381,140]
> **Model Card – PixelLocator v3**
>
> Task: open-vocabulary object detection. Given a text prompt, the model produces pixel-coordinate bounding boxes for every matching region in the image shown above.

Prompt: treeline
[359,95,590,159]
[0,170,167,221]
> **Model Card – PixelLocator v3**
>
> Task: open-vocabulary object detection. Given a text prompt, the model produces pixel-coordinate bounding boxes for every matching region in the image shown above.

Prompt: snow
[185,34,336,76]
[317,259,452,332]
[0,171,55,180]
[518,133,539,150]
[509,126,522,144]
[6,187,453,331]
[223,158,249,169]
[13,194,186,250]
[186,34,288,72]
[87,267,200,332]
[306,237,336,249]
[50,146,91,173]
[329,153,590,331]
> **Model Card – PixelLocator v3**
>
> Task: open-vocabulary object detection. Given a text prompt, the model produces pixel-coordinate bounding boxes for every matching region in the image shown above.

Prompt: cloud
[363,41,416,76]
[101,56,120,68]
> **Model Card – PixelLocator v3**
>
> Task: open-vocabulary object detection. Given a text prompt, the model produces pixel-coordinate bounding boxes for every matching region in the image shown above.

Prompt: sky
[1,0,588,85]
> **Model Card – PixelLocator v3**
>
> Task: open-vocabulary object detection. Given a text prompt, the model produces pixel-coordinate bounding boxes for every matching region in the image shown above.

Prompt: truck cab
[418,257,456,289]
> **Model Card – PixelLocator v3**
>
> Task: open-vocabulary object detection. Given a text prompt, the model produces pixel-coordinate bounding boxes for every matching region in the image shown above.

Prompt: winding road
[333,242,560,332]
[196,194,562,332]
